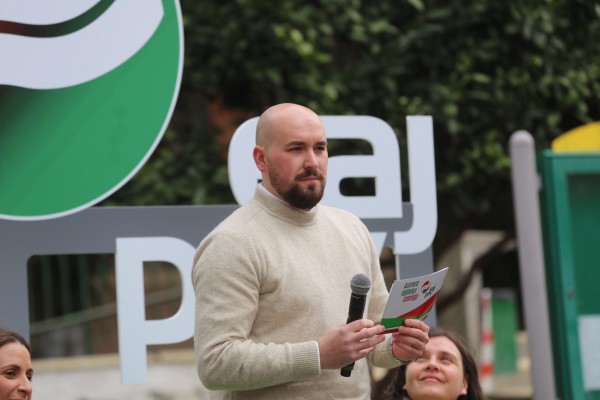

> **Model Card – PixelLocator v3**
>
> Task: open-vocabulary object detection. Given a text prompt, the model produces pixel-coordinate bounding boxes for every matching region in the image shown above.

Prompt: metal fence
[27,255,185,358]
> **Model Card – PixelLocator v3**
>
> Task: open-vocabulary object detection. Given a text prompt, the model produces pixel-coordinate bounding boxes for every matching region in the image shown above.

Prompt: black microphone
[341,273,372,377]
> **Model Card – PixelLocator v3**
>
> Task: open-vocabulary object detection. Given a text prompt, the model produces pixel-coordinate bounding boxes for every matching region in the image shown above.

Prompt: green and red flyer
[380,267,449,333]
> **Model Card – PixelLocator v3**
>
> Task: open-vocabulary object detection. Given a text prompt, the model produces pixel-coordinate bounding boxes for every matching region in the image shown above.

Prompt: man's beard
[270,168,325,209]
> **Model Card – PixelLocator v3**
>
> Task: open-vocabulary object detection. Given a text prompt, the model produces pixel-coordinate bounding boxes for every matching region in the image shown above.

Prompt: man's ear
[253,146,266,172]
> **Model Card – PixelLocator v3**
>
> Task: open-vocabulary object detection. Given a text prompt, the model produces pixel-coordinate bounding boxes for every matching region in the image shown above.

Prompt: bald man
[192,103,429,400]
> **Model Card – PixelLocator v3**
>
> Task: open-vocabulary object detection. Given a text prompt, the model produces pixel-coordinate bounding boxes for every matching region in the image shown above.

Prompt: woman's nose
[18,377,32,395]
[425,357,440,370]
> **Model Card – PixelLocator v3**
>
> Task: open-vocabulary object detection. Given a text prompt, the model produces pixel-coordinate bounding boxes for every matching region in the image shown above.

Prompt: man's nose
[304,150,319,168]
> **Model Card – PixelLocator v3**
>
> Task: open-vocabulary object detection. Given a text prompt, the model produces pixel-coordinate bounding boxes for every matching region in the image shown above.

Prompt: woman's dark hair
[0,328,31,355]
[381,327,485,400]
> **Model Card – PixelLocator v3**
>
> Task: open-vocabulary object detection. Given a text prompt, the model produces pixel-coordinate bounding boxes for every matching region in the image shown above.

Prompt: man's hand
[391,319,430,361]
[318,319,386,369]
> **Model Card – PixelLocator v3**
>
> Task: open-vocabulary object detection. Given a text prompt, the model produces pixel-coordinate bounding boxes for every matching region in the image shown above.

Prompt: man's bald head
[255,103,321,148]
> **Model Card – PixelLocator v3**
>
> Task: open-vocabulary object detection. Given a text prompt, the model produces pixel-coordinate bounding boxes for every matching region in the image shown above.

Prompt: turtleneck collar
[254,184,318,226]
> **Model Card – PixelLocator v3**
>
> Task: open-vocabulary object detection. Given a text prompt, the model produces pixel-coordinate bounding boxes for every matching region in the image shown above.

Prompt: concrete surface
[488,372,533,400]
[32,349,209,400]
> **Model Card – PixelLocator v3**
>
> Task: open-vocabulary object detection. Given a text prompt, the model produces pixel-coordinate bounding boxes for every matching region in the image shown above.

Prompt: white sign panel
[578,315,600,390]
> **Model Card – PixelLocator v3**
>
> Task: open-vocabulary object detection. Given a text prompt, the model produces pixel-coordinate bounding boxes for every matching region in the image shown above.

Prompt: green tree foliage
[105,0,600,256]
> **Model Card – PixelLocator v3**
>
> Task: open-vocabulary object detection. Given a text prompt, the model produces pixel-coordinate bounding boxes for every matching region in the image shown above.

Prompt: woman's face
[0,342,33,400]
[404,336,467,400]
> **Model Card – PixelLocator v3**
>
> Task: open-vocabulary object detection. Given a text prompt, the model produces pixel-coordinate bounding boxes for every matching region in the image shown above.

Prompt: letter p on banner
[116,237,195,384]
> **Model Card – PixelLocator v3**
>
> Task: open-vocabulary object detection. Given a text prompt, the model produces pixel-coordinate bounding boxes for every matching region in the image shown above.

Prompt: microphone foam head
[350,273,371,295]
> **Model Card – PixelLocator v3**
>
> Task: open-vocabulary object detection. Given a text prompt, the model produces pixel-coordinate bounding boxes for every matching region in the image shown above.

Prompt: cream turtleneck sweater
[192,185,397,400]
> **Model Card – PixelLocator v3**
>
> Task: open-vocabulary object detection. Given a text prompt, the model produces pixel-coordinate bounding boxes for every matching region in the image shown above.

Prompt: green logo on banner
[0,0,183,220]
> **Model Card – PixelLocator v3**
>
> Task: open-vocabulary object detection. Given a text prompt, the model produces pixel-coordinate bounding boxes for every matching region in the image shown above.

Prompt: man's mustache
[296,169,324,180]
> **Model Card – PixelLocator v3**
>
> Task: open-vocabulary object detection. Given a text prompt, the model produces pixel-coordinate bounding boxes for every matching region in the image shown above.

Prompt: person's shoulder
[194,202,263,262]
[317,204,366,229]
[319,203,362,221]
[207,200,264,235]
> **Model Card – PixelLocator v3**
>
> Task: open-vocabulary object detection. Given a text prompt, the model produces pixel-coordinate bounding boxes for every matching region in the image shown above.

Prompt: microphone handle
[341,292,367,377]
[346,292,367,324]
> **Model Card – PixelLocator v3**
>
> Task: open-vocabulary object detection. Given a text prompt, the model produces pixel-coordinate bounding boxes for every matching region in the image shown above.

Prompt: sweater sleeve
[192,228,321,391]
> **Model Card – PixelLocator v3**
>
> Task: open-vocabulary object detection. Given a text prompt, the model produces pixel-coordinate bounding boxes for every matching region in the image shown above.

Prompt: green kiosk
[539,123,600,399]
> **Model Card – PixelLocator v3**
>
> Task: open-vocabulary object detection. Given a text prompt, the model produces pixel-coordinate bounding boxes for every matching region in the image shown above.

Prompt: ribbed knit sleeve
[192,223,321,391]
